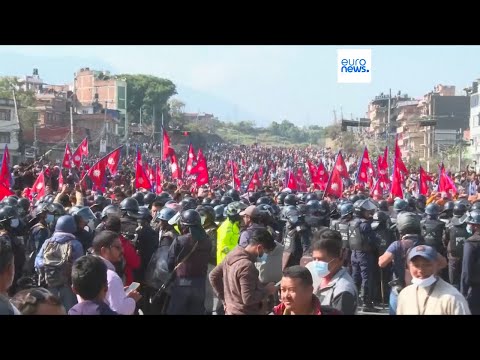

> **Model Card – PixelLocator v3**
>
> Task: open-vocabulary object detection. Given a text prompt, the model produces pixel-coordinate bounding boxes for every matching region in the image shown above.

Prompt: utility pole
[70,105,74,146]
[459,128,463,172]
[386,88,391,153]
[152,105,155,142]
[33,123,37,158]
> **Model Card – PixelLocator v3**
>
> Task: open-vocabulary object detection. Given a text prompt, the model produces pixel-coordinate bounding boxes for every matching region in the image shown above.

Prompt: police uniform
[445,216,468,289]
[421,218,446,255]
[334,217,352,272]
[282,221,312,269]
[461,232,480,314]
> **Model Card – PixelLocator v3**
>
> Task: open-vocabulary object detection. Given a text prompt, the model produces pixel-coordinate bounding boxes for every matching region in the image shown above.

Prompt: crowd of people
[0,142,479,315]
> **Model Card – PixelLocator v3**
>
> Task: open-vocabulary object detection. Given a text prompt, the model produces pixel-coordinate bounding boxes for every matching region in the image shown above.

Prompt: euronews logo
[337,49,372,83]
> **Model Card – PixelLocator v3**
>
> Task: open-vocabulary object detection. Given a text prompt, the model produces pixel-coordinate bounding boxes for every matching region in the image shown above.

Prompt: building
[17,68,45,93]
[74,68,127,134]
[395,100,423,160]
[466,80,480,170]
[182,112,217,122]
[0,99,21,163]
[367,92,412,138]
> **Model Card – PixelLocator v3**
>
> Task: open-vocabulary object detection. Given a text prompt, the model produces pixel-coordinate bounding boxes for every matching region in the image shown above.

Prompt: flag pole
[321,150,340,200]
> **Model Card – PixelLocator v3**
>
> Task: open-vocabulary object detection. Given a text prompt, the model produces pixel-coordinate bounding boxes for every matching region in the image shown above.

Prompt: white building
[0,99,21,163]
[468,81,480,171]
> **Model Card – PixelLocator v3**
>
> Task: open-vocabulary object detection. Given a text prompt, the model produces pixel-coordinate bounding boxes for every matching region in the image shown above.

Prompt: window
[471,94,480,109]
[0,132,11,143]
[0,109,11,121]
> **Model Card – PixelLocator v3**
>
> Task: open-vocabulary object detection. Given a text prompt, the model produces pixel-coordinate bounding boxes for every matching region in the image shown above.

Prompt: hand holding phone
[125,282,140,294]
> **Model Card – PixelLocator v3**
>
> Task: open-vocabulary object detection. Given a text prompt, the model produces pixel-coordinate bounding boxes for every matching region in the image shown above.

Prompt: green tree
[116,74,177,137]
[0,77,37,130]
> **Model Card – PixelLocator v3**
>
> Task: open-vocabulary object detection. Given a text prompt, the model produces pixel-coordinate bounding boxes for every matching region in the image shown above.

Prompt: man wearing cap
[396,245,470,315]
[239,205,265,248]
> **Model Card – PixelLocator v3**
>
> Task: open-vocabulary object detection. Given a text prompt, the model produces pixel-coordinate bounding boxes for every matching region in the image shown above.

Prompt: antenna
[340,106,343,120]
[333,109,337,125]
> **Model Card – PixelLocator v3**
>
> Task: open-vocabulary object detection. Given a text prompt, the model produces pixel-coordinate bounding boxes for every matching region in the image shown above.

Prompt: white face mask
[411,274,436,288]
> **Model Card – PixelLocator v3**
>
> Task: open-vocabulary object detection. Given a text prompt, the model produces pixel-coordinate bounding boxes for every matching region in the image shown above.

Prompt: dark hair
[0,239,13,274]
[58,194,70,207]
[104,216,121,233]
[71,255,108,300]
[92,230,119,254]
[248,228,275,251]
[312,230,342,258]
[282,265,313,287]
[11,287,62,315]
[152,201,163,208]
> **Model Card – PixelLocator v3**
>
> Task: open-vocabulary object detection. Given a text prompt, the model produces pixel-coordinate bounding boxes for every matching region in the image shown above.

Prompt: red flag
[79,137,89,157]
[390,163,404,199]
[258,166,264,179]
[184,143,197,176]
[317,162,329,189]
[155,164,163,195]
[148,164,155,183]
[334,151,349,178]
[230,161,241,190]
[195,154,209,187]
[163,128,172,160]
[356,146,374,183]
[395,135,408,175]
[307,160,319,185]
[370,178,385,199]
[439,164,457,195]
[136,148,142,166]
[296,168,307,192]
[32,171,46,200]
[419,166,432,196]
[170,149,182,180]
[135,157,152,190]
[0,182,13,201]
[247,171,261,191]
[287,169,298,191]
[382,147,388,169]
[62,143,72,169]
[0,147,10,188]
[324,166,343,198]
[87,158,108,189]
[190,148,205,175]
[3,145,10,168]
[106,147,122,176]
[72,147,82,168]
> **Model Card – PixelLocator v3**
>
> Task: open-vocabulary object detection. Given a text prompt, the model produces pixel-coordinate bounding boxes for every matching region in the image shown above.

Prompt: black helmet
[425,203,440,216]
[396,212,421,234]
[471,201,480,211]
[31,202,51,219]
[416,195,427,211]
[453,203,467,216]
[284,194,297,206]
[285,207,300,223]
[226,189,241,202]
[305,193,318,203]
[157,207,176,222]
[214,205,225,221]
[406,197,417,211]
[202,198,212,205]
[340,202,354,218]
[50,203,66,216]
[0,205,16,227]
[132,192,145,206]
[394,199,408,213]
[93,195,107,207]
[373,211,389,223]
[180,209,201,226]
[378,200,389,212]
[318,200,330,216]
[443,201,455,212]
[137,207,152,222]
[226,201,247,216]
[120,197,139,212]
[2,196,18,207]
[144,192,156,207]
[156,192,173,207]
[17,198,30,213]
[467,210,480,225]
[277,192,288,206]
[349,195,360,204]
[43,194,55,204]
[256,203,274,216]
[354,199,377,215]
[306,200,321,214]
[180,197,197,211]
[210,199,221,207]
[101,204,120,220]
[196,205,215,225]
[71,206,96,222]
[297,204,308,216]
[256,196,272,206]
[457,199,471,211]
[357,194,367,201]
[220,196,233,206]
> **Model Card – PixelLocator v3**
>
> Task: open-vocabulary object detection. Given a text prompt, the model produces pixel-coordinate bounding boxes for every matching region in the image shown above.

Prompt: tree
[116,74,177,139]
[0,77,37,130]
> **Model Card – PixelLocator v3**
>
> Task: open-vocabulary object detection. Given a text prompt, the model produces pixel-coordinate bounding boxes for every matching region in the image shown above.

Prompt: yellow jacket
[216,218,240,265]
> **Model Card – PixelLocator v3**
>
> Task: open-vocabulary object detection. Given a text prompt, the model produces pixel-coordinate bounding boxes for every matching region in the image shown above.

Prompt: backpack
[42,240,73,288]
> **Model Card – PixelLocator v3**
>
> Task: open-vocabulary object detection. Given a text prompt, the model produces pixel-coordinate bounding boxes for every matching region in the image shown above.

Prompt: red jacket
[273,295,342,315]
[119,235,141,286]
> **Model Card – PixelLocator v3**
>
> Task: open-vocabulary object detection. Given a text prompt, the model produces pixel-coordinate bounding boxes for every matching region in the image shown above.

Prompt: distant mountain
[175,83,269,127]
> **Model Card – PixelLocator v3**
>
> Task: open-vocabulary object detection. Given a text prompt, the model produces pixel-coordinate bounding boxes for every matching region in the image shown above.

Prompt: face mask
[411,274,436,288]
[10,218,19,228]
[314,260,331,278]
[467,224,474,235]
[46,214,55,224]
[257,250,268,264]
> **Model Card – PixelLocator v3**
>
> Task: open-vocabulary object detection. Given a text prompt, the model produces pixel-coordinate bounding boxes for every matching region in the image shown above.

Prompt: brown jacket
[209,246,268,315]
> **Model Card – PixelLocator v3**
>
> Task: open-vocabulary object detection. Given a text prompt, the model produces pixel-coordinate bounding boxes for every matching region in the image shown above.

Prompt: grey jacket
[315,267,358,315]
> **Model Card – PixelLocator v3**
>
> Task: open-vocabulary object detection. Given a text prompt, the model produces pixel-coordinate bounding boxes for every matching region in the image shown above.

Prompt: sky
[0,45,478,127]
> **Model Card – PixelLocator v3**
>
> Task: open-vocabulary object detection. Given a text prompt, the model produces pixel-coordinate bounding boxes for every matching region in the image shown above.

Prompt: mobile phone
[125,282,140,294]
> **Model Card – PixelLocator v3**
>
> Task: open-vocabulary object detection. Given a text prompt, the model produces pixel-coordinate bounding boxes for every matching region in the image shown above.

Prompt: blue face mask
[467,224,474,235]
[257,250,268,264]
[314,260,331,278]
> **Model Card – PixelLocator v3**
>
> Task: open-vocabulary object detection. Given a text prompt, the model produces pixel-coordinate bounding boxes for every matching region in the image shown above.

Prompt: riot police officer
[444,202,468,289]
[439,201,455,226]
[166,209,212,315]
[305,200,329,233]
[349,199,381,312]
[421,203,446,255]
[461,209,480,314]
[70,206,96,253]
[331,202,354,272]
[281,206,312,269]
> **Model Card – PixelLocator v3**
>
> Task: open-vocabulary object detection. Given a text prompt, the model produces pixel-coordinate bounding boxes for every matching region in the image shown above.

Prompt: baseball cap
[407,245,437,262]
[239,205,259,217]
